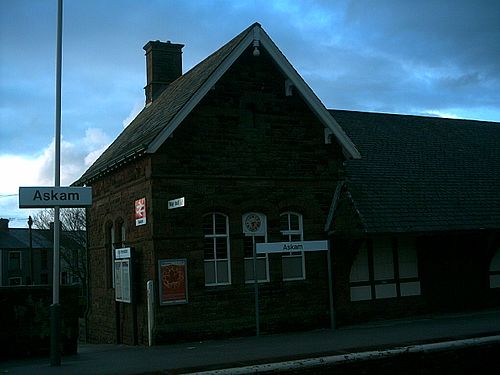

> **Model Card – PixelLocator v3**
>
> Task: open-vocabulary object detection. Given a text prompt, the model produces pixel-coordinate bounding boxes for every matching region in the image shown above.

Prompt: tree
[32,208,87,295]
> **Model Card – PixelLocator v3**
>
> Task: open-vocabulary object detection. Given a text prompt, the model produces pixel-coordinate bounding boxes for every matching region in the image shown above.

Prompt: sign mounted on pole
[256,240,328,254]
[19,186,92,208]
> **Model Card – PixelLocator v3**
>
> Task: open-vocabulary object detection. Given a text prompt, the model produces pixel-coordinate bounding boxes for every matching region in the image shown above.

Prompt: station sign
[256,240,328,254]
[115,247,132,259]
[19,186,92,208]
[135,198,146,226]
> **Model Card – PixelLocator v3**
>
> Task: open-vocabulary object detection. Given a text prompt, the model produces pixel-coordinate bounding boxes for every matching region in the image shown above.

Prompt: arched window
[242,212,269,283]
[280,212,305,281]
[489,248,500,288]
[203,213,231,286]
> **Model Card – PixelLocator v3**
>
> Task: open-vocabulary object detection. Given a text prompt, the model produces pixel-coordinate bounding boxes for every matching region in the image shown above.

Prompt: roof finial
[252,26,261,57]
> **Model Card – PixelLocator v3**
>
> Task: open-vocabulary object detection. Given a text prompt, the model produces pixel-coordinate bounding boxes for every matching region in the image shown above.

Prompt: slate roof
[75,23,359,185]
[0,229,53,249]
[330,110,500,233]
[76,24,254,185]
[0,228,83,250]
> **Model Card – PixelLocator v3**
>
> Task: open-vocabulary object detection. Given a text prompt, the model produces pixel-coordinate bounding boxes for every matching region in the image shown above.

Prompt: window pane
[375,283,397,299]
[490,275,500,289]
[256,258,268,280]
[9,277,22,286]
[204,261,216,284]
[245,258,268,282]
[204,238,215,259]
[8,252,21,271]
[350,245,370,282]
[283,255,303,280]
[373,239,394,280]
[214,214,227,235]
[350,286,372,301]
[489,248,500,272]
[280,214,289,231]
[244,236,265,258]
[289,214,299,231]
[400,281,421,296]
[215,237,228,259]
[243,237,253,258]
[398,239,419,278]
[216,260,229,283]
[203,214,214,235]
[244,259,254,281]
[41,249,48,270]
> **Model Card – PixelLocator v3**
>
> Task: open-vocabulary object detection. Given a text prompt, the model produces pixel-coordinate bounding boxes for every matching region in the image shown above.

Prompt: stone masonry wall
[149,46,344,341]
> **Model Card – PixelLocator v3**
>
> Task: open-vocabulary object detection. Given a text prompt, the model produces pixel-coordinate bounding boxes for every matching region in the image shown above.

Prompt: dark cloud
[1,0,499,159]
[2,0,500,227]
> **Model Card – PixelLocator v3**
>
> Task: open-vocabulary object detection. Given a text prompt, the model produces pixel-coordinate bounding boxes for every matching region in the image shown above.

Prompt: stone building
[75,23,500,345]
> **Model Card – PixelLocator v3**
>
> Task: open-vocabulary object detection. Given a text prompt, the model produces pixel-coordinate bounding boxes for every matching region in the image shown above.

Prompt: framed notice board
[158,259,188,305]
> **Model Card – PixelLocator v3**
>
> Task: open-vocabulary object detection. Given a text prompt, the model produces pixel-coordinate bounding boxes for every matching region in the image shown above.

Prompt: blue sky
[1,0,500,227]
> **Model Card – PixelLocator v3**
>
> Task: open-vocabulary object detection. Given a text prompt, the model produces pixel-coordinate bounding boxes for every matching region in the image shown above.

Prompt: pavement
[2,308,500,375]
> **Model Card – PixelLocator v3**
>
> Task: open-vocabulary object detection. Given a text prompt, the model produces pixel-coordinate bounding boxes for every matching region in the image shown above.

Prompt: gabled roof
[75,23,359,185]
[0,228,83,250]
[328,110,500,234]
[1,228,53,249]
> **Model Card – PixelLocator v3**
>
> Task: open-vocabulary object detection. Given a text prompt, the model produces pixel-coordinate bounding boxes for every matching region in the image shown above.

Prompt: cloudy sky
[1,0,499,227]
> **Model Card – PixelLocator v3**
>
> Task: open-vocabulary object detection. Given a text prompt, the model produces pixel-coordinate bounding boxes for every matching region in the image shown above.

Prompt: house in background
[0,218,84,287]
[75,23,500,346]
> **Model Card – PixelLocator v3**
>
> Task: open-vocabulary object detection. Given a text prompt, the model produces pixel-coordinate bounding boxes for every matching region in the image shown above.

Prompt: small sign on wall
[158,259,188,305]
[168,197,185,210]
[135,198,146,226]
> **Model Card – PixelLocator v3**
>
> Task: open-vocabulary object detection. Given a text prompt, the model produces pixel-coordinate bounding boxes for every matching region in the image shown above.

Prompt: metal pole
[327,240,335,329]
[28,216,34,284]
[253,236,260,336]
[50,0,63,366]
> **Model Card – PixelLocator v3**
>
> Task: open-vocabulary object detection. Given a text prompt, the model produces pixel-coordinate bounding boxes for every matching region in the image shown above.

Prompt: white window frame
[280,212,305,281]
[203,213,231,286]
[8,251,22,272]
[349,237,421,301]
[243,213,269,284]
[489,247,500,289]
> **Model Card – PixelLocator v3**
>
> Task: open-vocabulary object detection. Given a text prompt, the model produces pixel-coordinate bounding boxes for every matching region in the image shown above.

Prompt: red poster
[135,198,146,226]
[159,259,188,305]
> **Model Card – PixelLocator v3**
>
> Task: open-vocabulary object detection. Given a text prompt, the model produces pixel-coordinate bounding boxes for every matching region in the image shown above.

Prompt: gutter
[73,146,147,186]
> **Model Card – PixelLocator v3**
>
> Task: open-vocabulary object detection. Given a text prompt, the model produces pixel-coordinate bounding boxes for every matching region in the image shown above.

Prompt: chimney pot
[0,218,9,232]
[143,40,184,104]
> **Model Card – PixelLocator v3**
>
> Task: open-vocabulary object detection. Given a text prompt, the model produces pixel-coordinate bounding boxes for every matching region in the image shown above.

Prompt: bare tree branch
[32,208,87,293]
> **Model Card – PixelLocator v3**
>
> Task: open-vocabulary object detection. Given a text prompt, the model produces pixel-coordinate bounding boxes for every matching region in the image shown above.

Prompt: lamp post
[28,216,34,285]
[50,0,63,366]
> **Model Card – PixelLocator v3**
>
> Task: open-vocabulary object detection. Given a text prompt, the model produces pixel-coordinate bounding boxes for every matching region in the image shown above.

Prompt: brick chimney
[143,40,184,104]
[0,218,9,232]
